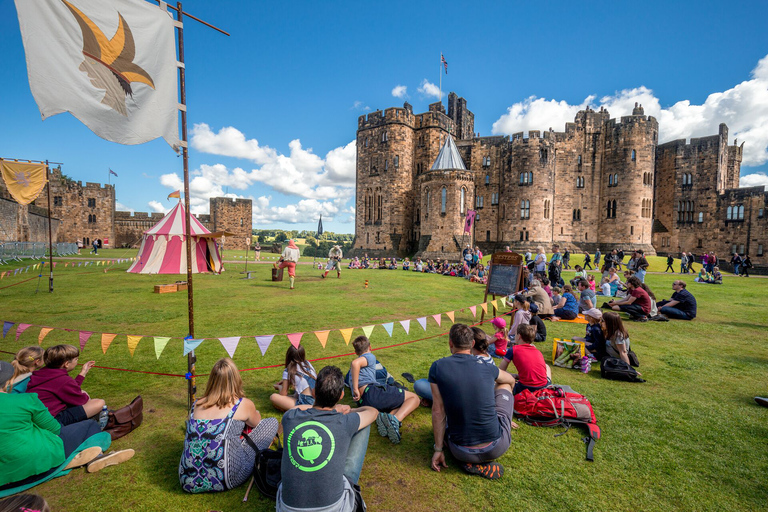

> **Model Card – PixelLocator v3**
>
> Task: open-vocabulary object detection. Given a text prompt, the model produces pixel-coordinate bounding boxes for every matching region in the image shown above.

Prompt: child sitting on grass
[471,327,496,365]
[490,316,509,357]
[269,344,316,411]
[528,303,547,342]
[349,336,420,444]
[6,346,45,393]
[573,308,606,360]
[499,325,551,395]
[27,345,106,426]
[551,286,563,306]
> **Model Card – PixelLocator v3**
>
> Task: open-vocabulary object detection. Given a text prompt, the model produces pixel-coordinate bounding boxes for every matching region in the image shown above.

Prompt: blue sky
[2,0,767,233]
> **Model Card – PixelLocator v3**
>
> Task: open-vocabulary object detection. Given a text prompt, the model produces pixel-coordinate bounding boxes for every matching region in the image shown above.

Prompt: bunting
[382,322,394,337]
[3,321,14,338]
[491,299,498,312]
[255,335,274,356]
[314,330,330,348]
[154,336,170,359]
[286,333,303,349]
[481,303,488,314]
[339,328,354,345]
[16,323,31,341]
[126,335,142,356]
[99,333,116,354]
[183,338,204,356]
[362,325,375,338]
[432,314,442,327]
[469,306,477,317]
[78,330,93,351]
[399,319,410,334]
[38,327,53,345]
[219,336,240,358]
[446,311,455,323]
[417,317,427,331]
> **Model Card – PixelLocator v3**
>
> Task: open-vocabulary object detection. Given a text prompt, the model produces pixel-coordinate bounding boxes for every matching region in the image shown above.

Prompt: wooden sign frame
[481,252,525,322]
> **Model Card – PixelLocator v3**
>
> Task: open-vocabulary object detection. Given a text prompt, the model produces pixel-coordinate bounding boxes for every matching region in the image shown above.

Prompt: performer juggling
[274,239,301,289]
[322,245,343,279]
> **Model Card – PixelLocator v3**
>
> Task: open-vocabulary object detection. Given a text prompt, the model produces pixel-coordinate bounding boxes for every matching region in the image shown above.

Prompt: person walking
[742,255,752,277]
[275,239,301,290]
[680,252,688,274]
[594,248,601,267]
[730,253,742,276]
[665,254,675,273]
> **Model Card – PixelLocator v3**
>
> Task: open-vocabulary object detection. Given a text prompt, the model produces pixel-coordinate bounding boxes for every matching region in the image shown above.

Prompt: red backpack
[514,385,601,461]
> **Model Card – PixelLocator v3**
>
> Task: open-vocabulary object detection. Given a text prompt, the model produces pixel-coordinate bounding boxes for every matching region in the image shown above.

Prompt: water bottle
[98,405,109,430]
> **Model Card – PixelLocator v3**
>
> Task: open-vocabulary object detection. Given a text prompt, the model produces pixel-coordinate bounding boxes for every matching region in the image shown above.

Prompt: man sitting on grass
[429,324,517,480]
[602,276,651,321]
[657,280,697,320]
[278,366,377,512]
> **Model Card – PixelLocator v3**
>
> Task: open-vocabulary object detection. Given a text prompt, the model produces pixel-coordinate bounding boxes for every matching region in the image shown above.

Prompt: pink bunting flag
[79,330,93,351]
[256,335,274,356]
[287,333,304,349]
[219,336,241,358]
[432,314,442,327]
[469,306,477,317]
[15,323,31,341]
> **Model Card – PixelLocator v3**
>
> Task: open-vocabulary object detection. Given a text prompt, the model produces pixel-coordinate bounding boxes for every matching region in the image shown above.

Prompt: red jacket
[26,367,88,417]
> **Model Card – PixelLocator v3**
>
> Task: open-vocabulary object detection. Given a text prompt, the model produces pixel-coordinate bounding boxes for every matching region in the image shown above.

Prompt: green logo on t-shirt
[287,421,336,472]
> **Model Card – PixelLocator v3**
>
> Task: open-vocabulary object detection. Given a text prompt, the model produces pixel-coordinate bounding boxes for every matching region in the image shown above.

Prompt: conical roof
[430,135,466,170]
[145,201,211,236]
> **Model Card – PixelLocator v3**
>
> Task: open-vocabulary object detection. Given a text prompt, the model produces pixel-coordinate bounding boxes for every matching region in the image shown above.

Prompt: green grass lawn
[1,253,767,511]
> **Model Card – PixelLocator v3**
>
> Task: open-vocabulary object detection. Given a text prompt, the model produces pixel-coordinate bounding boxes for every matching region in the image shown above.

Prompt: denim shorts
[55,405,88,426]
[296,393,315,406]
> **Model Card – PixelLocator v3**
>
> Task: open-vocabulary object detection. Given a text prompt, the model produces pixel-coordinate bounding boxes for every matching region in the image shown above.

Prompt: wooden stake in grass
[242,476,255,502]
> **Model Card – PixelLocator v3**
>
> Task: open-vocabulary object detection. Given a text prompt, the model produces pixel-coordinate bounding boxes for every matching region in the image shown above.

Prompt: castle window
[539,148,548,163]
[572,209,581,221]
[520,200,530,219]
[614,173,618,186]
[698,212,703,223]
[385,159,388,171]
[631,149,636,162]
[560,226,564,235]
[476,196,484,208]
[365,137,369,148]
[520,231,524,241]
[53,196,63,206]
[441,187,447,214]
[577,155,582,165]
[740,244,745,254]
[759,208,764,218]
[612,200,617,218]
[631,226,634,235]
[381,131,388,143]
[491,193,499,205]
[88,198,96,208]
[460,187,466,214]
[608,174,613,187]
[529,172,533,185]
[241,218,244,227]
[544,200,550,219]
[394,156,399,168]
[576,177,584,189]
[726,206,733,220]
[758,244,764,256]
[525,231,529,241]
[738,205,745,220]
[487,230,491,241]
[483,156,491,167]
[485,174,490,186]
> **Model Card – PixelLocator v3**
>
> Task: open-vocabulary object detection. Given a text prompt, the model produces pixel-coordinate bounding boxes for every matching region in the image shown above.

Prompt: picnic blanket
[0,432,111,498]
[557,314,589,324]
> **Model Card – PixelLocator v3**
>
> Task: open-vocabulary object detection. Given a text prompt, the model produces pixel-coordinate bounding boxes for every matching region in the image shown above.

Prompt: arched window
[738,205,745,220]
[577,155,582,165]
[631,149,636,161]
[544,200,550,219]
[614,173,619,186]
[528,172,533,185]
[381,131,388,142]
[726,206,733,220]
[577,209,581,221]
[519,172,524,185]
[608,174,614,186]
[607,200,612,218]
[485,174,490,185]
[365,137,369,148]
[460,187,466,214]
[698,212,703,223]
[520,200,530,219]
[441,187,447,214]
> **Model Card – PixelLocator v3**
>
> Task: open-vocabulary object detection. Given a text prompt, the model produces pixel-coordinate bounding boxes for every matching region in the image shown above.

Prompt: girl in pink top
[490,317,509,357]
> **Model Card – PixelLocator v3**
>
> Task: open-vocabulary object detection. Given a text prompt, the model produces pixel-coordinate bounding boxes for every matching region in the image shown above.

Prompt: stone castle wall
[210,197,252,250]
[0,197,60,243]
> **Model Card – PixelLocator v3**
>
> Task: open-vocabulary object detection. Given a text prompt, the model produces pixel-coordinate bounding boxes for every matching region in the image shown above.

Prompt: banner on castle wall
[0,160,48,205]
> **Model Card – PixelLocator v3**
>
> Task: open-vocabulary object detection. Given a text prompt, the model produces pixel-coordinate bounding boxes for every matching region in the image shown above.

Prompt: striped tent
[127,201,222,274]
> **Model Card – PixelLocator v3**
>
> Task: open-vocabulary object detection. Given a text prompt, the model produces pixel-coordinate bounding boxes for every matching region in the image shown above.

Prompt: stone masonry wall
[0,197,60,243]
[210,197,252,250]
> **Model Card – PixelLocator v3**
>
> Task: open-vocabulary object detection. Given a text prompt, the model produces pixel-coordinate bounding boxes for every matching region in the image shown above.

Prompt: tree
[274,231,288,243]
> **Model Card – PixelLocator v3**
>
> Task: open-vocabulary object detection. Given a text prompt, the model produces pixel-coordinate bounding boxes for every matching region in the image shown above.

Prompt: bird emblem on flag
[62,0,155,116]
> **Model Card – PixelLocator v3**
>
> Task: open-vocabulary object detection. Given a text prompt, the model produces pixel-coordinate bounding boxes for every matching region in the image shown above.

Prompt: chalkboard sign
[485,252,524,297]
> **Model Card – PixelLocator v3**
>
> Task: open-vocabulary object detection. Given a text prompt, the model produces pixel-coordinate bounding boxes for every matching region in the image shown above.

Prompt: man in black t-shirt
[429,324,517,480]
[278,366,377,512]
[657,280,697,320]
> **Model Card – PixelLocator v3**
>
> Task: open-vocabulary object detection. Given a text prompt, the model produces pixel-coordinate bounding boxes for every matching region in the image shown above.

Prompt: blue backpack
[344,358,395,389]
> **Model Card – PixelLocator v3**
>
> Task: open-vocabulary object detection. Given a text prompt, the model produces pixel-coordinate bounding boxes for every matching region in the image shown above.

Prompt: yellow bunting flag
[38,327,53,345]
[446,311,455,323]
[126,335,142,356]
[154,337,171,359]
[362,325,375,338]
[481,303,488,314]
[314,330,330,348]
[491,299,498,312]
[339,328,354,345]
[101,333,117,354]
[0,160,48,205]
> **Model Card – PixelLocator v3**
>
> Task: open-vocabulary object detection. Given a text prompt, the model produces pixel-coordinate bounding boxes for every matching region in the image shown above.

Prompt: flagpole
[176,2,196,411]
[45,160,53,292]
[439,52,442,105]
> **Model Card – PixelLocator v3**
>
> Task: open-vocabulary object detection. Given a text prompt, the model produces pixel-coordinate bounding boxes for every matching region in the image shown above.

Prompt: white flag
[14,0,180,150]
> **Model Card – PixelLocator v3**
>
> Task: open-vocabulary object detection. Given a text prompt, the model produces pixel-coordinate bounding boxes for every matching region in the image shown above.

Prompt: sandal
[401,372,415,384]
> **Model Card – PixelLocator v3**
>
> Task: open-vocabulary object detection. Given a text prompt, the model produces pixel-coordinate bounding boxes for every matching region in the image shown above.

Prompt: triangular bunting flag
[38,327,53,345]
[287,333,304,349]
[154,336,171,359]
[256,335,274,356]
[491,299,498,312]
[481,303,488,314]
[101,333,117,354]
[78,330,93,351]
[417,317,427,331]
[432,314,442,327]
[469,306,477,317]
[3,321,14,338]
[15,323,31,341]
[339,328,354,345]
[126,335,142,356]
[382,322,394,337]
[219,336,241,358]
[399,319,410,334]
[314,330,330,348]
[183,338,204,356]
[362,325,375,338]
[446,311,455,323]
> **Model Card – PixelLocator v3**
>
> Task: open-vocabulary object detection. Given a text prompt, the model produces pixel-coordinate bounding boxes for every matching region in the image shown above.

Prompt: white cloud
[148,200,168,214]
[352,101,370,111]
[251,195,347,225]
[392,85,407,98]
[418,79,442,100]
[740,172,768,188]
[115,202,134,213]
[492,53,768,168]
[190,124,356,201]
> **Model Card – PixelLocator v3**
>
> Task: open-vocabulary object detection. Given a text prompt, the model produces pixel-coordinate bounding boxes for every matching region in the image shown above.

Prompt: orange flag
[339,328,354,345]
[126,335,142,356]
[481,303,488,314]
[38,327,53,345]
[446,311,455,323]
[101,333,117,354]
[314,330,330,348]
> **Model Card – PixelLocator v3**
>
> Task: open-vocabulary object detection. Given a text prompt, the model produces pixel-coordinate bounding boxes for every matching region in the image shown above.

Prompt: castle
[0,167,253,251]
[353,92,766,265]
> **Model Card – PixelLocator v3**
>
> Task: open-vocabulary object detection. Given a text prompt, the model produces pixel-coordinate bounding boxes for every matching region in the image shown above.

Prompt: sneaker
[463,462,504,480]
[384,413,402,444]
[86,449,135,473]
[64,446,102,470]
[321,274,326,279]
[375,412,389,437]
[632,316,648,322]
[755,397,768,408]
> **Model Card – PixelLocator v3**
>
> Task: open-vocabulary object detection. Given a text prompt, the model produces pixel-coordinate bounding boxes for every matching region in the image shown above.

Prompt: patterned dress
[179,398,279,493]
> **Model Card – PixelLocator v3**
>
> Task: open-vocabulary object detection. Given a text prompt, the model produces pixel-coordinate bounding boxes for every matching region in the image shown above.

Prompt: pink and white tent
[127,202,223,274]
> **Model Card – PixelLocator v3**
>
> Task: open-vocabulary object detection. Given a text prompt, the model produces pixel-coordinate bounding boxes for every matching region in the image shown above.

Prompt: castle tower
[416,136,474,259]
[209,197,252,250]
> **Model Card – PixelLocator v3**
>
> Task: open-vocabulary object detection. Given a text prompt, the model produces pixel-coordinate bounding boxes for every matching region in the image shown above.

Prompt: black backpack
[244,434,283,500]
[600,357,645,383]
